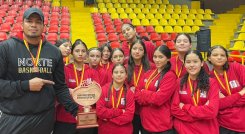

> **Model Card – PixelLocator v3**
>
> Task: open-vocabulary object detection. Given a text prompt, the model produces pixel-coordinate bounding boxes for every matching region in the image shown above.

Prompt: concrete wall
[202,0,245,13]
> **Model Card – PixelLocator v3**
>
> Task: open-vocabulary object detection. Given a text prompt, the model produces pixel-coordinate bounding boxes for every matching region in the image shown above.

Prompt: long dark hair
[207,45,229,70]
[174,33,192,44]
[180,50,210,93]
[154,45,172,90]
[100,42,112,62]
[72,39,88,52]
[127,39,150,83]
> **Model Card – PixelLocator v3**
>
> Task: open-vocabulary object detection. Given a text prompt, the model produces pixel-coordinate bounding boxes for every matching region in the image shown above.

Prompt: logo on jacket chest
[229,80,240,89]
[144,79,159,87]
[17,58,53,73]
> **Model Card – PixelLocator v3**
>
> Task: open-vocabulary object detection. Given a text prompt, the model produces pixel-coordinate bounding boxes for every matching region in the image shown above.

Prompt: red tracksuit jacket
[170,56,210,78]
[96,83,135,134]
[91,65,108,87]
[171,78,219,134]
[126,63,156,88]
[210,62,245,132]
[100,62,113,72]
[56,63,99,123]
[135,69,177,132]
[125,63,155,115]
[121,40,155,62]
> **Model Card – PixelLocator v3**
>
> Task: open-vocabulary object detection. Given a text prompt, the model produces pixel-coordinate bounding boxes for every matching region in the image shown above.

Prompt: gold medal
[32,67,39,73]
[23,39,42,74]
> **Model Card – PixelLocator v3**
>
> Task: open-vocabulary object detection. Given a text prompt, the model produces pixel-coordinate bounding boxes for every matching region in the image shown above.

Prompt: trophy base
[76,109,98,129]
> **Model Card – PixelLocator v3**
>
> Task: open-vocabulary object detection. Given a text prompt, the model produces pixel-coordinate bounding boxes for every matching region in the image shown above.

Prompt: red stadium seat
[61,7,69,13]
[10,5,20,11]
[51,12,60,20]
[139,32,149,38]
[16,16,23,23]
[12,23,23,32]
[242,52,245,63]
[48,25,59,33]
[110,41,121,49]
[60,25,70,33]
[0,11,6,18]
[97,33,107,42]
[155,40,164,47]
[60,33,70,39]
[119,33,127,41]
[146,26,155,33]
[166,41,175,50]
[34,1,42,7]
[15,0,23,6]
[93,18,103,26]
[1,4,9,11]
[230,50,242,63]
[0,23,11,32]
[161,33,171,41]
[108,33,119,41]
[104,18,113,26]
[8,10,17,17]
[5,0,14,5]
[43,18,49,25]
[42,6,50,12]
[61,12,70,19]
[115,25,122,33]
[5,17,15,25]
[92,13,101,19]
[102,13,111,19]
[95,25,105,33]
[43,26,47,33]
[0,32,8,41]
[52,7,60,12]
[25,0,33,6]
[150,32,160,41]
[47,33,58,41]
[9,32,18,37]
[18,10,24,17]
[106,25,115,33]
[43,11,50,17]
[49,19,59,26]
[0,18,3,24]
[114,18,122,26]
[136,26,146,33]
[43,1,51,6]
[122,18,131,24]
[170,33,178,40]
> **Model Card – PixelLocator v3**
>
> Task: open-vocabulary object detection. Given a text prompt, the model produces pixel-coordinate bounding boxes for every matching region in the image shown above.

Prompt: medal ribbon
[175,56,183,78]
[133,65,143,87]
[65,57,69,65]
[73,64,85,87]
[23,40,42,68]
[145,69,160,90]
[111,86,124,108]
[100,62,110,70]
[188,76,200,106]
[214,70,231,95]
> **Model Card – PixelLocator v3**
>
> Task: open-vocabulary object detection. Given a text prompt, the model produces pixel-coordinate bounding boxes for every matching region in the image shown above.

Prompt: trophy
[72,80,102,129]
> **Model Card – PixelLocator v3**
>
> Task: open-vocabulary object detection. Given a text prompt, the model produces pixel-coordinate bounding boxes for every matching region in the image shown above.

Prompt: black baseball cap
[23,8,44,23]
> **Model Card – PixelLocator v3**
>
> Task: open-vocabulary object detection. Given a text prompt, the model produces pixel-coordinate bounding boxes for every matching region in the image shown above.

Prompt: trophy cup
[72,80,102,129]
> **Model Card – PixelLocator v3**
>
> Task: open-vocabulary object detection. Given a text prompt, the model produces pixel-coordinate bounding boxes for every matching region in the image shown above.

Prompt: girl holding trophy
[54,40,99,134]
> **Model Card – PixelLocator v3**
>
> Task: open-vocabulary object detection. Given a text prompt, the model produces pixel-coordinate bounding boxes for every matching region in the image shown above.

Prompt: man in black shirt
[0,8,78,134]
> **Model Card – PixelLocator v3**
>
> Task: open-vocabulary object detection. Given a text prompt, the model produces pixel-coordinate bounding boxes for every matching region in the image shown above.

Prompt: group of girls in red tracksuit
[53,27,245,134]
